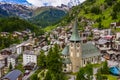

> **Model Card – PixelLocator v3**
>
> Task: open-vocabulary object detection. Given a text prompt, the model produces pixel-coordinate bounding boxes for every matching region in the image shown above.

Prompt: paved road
[22,67,38,80]
[22,70,36,80]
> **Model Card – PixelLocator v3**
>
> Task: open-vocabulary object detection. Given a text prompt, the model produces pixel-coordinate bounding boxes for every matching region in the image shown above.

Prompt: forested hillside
[60,0,120,29]
[0,17,44,35]
[30,8,67,27]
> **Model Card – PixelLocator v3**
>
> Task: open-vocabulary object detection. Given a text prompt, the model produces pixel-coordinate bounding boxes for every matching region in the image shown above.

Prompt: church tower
[69,21,82,73]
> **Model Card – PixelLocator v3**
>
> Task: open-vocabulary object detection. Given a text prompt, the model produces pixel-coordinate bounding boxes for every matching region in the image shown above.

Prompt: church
[62,21,101,73]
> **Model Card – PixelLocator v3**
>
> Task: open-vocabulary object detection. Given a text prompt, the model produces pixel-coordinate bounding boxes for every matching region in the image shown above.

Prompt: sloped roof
[62,46,69,56]
[63,58,71,64]
[2,70,22,80]
[96,38,107,45]
[81,42,101,58]
[69,21,81,41]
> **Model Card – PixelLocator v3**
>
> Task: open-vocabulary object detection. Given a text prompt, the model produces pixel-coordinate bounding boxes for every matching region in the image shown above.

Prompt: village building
[0,48,12,55]
[111,22,120,28]
[62,21,101,73]
[0,64,4,78]
[7,54,18,68]
[116,32,120,40]
[0,32,9,37]
[23,50,37,66]
[2,70,22,80]
[0,55,8,67]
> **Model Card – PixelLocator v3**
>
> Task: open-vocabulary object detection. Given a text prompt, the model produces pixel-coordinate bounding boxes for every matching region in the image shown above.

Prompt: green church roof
[81,42,101,58]
[63,58,71,64]
[69,21,81,41]
[62,46,69,56]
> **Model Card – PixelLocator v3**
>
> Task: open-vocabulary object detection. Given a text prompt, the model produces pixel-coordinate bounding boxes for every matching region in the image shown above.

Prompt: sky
[26,0,85,7]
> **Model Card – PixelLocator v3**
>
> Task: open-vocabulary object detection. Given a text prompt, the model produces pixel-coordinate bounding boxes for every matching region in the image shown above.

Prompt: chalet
[111,22,120,28]
[114,41,120,51]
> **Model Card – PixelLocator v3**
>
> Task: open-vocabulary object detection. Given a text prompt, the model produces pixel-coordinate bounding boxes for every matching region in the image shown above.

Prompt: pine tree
[46,44,62,73]
[102,61,109,74]
[37,50,46,68]
[46,44,65,80]
[76,67,86,80]
[85,64,93,80]
[9,62,13,71]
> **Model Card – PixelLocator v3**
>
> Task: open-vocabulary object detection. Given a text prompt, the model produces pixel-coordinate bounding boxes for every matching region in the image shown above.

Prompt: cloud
[26,0,85,7]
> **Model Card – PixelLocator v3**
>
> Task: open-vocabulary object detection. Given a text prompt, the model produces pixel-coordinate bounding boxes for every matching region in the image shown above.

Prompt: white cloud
[26,0,85,7]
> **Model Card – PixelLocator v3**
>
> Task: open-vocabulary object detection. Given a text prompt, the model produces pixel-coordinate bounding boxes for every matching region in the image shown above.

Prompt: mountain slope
[0,0,31,6]
[0,2,33,18]
[61,0,120,29]
[0,17,44,36]
[30,8,67,27]
[0,2,67,27]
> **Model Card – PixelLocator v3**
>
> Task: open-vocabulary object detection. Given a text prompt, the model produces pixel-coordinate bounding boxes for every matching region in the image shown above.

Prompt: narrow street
[22,67,38,80]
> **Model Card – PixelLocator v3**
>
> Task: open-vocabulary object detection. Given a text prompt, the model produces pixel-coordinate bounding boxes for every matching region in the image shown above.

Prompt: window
[77,52,79,57]
[77,43,80,47]
[84,60,86,65]
[71,43,73,47]
[70,52,73,57]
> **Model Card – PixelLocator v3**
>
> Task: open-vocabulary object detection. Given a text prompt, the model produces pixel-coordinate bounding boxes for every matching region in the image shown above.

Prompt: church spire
[69,20,80,41]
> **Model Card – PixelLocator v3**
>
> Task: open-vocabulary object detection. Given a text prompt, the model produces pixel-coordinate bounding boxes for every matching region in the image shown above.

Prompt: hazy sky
[26,0,85,7]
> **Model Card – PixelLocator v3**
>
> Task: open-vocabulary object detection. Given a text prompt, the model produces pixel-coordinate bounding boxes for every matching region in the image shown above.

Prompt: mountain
[60,0,120,29]
[68,0,80,8]
[0,2,67,27]
[0,2,33,18]
[0,0,32,6]
[30,8,67,27]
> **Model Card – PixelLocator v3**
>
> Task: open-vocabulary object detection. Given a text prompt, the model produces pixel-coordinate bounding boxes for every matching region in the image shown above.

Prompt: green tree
[46,44,65,80]
[96,68,103,80]
[30,73,38,80]
[91,6,101,15]
[37,50,46,68]
[46,44,62,73]
[44,70,52,80]
[9,62,13,71]
[85,64,93,80]
[76,67,86,80]
[101,61,109,74]
[111,12,117,20]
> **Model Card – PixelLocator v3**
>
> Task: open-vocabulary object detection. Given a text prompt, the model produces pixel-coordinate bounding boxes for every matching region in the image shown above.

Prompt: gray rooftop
[8,54,18,59]
[62,46,69,56]
[96,38,107,45]
[63,58,71,64]
[23,50,35,55]
[81,42,101,58]
[69,21,81,41]
[2,70,22,80]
